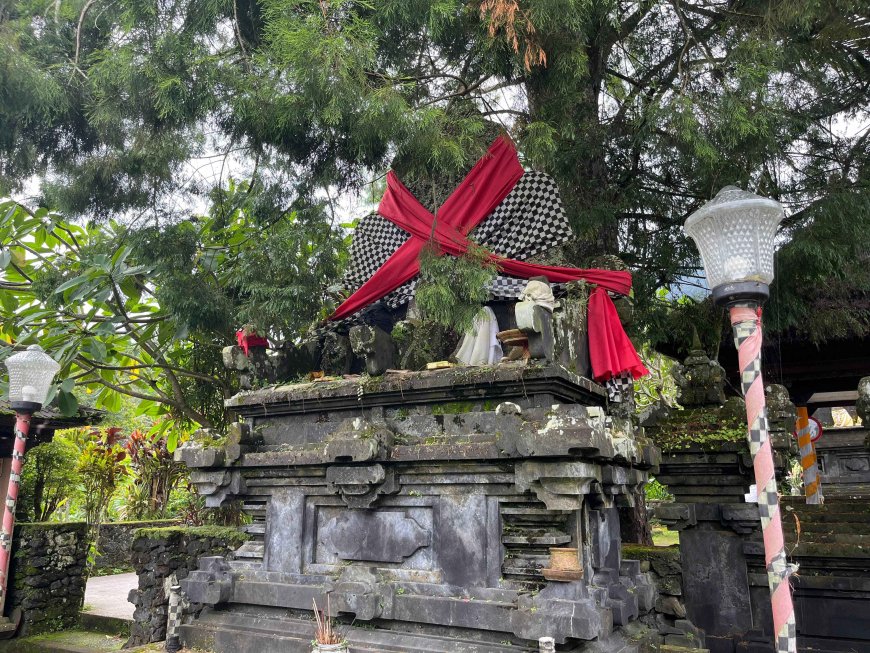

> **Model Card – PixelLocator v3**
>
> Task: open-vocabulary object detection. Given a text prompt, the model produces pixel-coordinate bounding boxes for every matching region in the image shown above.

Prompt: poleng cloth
[331,135,647,382]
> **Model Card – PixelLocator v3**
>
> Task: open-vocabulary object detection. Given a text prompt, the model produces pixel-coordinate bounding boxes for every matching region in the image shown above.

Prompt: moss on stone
[132,525,248,546]
[647,406,747,452]
[431,401,476,415]
[622,543,680,563]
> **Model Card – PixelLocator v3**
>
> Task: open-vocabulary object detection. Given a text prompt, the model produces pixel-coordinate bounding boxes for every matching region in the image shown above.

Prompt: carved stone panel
[317,509,431,564]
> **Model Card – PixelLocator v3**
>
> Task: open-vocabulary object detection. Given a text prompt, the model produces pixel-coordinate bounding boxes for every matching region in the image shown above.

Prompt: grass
[652,524,679,547]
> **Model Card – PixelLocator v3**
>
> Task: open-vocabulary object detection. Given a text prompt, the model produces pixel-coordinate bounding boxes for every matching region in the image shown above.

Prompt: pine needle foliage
[415,241,497,333]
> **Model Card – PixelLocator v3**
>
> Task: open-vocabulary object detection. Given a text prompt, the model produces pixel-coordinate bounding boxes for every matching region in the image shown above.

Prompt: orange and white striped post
[795,407,823,504]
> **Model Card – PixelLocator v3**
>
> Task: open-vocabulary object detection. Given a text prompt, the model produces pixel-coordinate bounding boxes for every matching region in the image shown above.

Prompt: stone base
[181,606,641,653]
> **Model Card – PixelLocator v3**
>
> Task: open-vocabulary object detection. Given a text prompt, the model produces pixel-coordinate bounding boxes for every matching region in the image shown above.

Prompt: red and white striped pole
[0,411,31,617]
[730,304,796,653]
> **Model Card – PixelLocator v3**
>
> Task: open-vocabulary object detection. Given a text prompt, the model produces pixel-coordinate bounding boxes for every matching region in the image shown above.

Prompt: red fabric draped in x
[328,135,647,382]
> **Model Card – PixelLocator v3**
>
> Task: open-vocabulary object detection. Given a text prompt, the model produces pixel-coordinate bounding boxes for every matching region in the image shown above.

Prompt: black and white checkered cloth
[606,371,635,403]
[341,171,571,312]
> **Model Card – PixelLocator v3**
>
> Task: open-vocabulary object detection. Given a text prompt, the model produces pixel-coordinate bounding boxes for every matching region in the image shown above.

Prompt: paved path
[83,573,137,621]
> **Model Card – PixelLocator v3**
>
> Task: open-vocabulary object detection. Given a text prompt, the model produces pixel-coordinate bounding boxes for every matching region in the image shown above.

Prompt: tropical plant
[121,426,188,520]
[74,427,128,527]
[0,189,348,431]
[17,437,81,522]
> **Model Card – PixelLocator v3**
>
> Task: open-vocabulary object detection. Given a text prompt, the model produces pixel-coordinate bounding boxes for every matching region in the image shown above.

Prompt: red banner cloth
[236,330,269,356]
[587,287,649,382]
[329,135,647,382]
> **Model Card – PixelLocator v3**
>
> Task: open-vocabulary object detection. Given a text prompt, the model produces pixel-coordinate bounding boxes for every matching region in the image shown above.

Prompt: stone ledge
[225,362,605,416]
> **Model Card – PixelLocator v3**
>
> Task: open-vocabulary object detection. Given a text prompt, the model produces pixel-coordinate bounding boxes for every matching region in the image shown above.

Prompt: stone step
[77,612,131,636]
[182,610,541,653]
[746,541,870,559]
[780,511,870,524]
[784,520,870,535]
[784,532,869,545]
[781,497,870,511]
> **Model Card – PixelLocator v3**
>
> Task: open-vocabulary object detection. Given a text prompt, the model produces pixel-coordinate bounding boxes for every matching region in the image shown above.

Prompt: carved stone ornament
[325,463,400,508]
[188,469,246,508]
[514,461,601,510]
[318,510,430,563]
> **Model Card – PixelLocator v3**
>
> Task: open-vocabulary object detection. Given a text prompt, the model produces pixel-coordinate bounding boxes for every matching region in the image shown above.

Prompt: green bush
[17,438,80,522]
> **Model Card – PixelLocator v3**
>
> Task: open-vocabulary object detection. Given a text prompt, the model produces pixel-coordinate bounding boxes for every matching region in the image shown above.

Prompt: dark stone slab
[318,509,430,563]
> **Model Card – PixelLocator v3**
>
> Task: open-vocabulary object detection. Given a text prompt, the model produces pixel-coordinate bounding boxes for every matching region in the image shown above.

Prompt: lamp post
[1,345,60,620]
[684,187,796,653]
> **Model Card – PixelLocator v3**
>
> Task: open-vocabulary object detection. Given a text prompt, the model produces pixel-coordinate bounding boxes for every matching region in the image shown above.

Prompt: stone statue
[672,331,726,406]
[857,376,870,426]
[350,324,397,376]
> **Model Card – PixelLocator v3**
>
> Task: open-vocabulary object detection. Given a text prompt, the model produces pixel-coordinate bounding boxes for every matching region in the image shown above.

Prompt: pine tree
[1,0,868,342]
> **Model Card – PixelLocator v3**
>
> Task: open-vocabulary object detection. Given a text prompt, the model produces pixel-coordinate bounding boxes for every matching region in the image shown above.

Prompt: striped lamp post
[684,187,797,653]
[1,345,60,621]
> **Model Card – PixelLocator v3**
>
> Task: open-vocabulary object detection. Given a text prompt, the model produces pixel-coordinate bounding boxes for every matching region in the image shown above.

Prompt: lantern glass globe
[4,345,61,408]
[684,186,784,291]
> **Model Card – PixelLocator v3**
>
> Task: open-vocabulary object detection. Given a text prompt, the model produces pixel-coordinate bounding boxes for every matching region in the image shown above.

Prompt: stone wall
[127,525,247,647]
[8,522,89,636]
[622,544,705,649]
[94,520,178,574]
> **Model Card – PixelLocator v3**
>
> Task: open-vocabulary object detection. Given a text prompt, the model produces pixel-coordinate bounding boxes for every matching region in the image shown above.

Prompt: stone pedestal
[176,364,659,652]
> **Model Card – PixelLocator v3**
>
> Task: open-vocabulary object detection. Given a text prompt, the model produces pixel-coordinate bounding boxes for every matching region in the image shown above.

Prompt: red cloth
[329,135,647,383]
[587,287,649,382]
[330,136,632,321]
[236,330,269,356]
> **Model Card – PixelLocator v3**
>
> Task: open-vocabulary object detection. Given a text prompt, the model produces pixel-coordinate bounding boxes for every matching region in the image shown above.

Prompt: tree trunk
[618,489,654,545]
[524,28,620,266]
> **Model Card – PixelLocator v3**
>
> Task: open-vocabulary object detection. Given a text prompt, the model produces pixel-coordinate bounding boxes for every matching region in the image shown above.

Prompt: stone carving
[516,302,554,361]
[182,556,235,607]
[327,566,384,621]
[552,280,592,377]
[325,464,400,508]
[765,383,796,434]
[671,334,726,406]
[320,331,354,375]
[857,376,870,426]
[515,278,555,362]
[324,416,394,462]
[222,342,317,389]
[318,510,430,563]
[188,469,246,508]
[514,461,601,510]
[349,324,397,376]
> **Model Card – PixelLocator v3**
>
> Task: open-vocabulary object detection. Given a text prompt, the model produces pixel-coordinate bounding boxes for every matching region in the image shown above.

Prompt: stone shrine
[175,133,659,652]
[176,358,659,652]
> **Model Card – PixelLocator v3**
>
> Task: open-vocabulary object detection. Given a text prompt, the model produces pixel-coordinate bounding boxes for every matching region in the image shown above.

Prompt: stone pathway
[83,573,138,621]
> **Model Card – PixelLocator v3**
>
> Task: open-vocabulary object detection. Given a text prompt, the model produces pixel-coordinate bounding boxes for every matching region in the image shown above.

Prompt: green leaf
[86,339,108,362]
[97,388,122,412]
[60,378,75,393]
[166,430,179,453]
[57,390,79,417]
[54,275,88,294]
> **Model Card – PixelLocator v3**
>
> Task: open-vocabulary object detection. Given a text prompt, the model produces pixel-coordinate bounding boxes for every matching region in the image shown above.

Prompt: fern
[415,240,497,333]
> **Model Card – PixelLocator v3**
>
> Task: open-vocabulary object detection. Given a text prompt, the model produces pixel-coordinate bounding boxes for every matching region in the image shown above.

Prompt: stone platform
[177,364,660,652]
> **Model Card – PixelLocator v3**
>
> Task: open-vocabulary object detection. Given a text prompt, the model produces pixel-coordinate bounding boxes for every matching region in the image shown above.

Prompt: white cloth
[519,280,555,311]
[454,307,502,366]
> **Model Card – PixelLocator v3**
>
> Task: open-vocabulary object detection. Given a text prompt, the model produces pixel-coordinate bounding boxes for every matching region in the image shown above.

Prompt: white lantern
[4,345,61,409]
[684,186,784,305]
